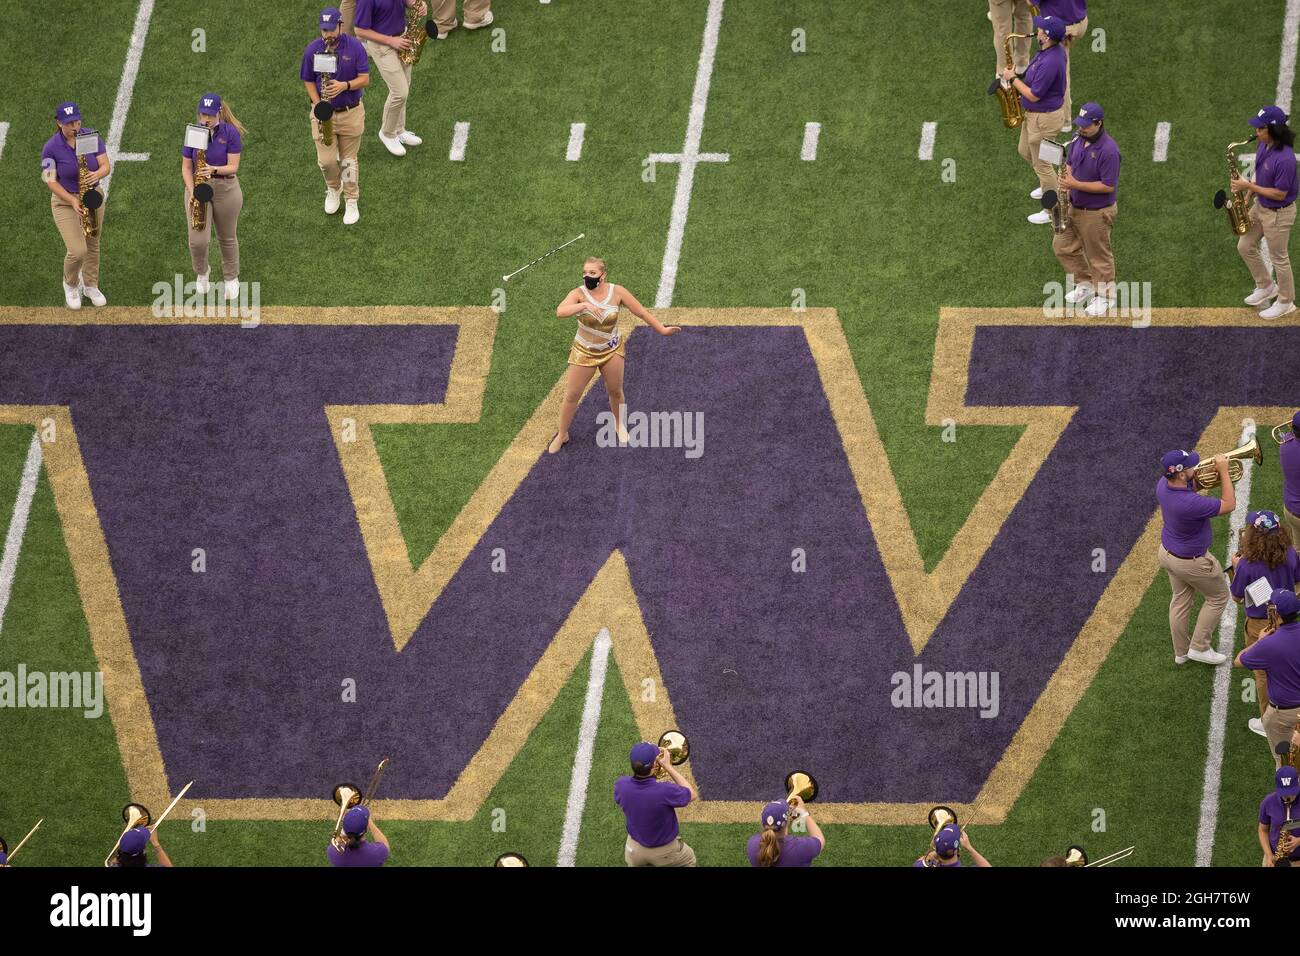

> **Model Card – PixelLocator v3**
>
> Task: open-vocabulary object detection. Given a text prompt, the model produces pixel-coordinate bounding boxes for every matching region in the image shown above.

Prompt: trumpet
[1191,438,1263,490]
[1274,421,1295,445]
[653,730,689,781]
[104,780,193,866]
[331,757,389,852]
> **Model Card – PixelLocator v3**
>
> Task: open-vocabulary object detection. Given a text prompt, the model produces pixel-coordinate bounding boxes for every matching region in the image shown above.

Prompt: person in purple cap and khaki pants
[748,795,824,867]
[1234,105,1299,320]
[1054,101,1121,317]
[1237,589,1300,769]
[913,824,991,867]
[1259,762,1300,866]
[327,805,390,866]
[1034,1,1088,130]
[108,825,173,867]
[354,0,429,158]
[1001,15,1069,225]
[988,0,1033,80]
[614,742,697,866]
[41,102,111,309]
[302,7,370,226]
[181,93,247,300]
[1156,450,1234,667]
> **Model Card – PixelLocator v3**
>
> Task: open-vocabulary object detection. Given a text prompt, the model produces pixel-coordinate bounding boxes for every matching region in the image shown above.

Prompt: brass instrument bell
[333,783,362,809]
[1274,421,1295,445]
[122,802,152,829]
[653,730,689,780]
[785,770,818,804]
[927,805,957,835]
[494,852,529,867]
[1065,845,1088,867]
[1191,438,1263,490]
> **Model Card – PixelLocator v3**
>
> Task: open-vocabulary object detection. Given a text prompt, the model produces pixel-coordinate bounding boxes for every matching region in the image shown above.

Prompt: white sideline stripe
[0,434,44,637]
[654,0,726,309]
[0,123,9,165]
[566,122,586,161]
[556,629,613,866]
[449,122,470,161]
[102,0,155,200]
[1278,0,1300,112]
[646,151,729,164]
[1153,122,1171,162]
[918,122,937,161]
[801,122,821,161]
[1194,422,1257,867]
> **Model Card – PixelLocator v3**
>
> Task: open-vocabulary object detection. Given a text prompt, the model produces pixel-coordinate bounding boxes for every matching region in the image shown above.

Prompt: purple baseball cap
[761,800,790,829]
[343,806,370,835]
[1032,14,1066,41]
[934,824,961,854]
[1277,765,1300,798]
[1271,588,1300,618]
[1073,102,1104,127]
[629,742,659,769]
[1250,105,1289,128]
[197,93,222,116]
[55,101,81,123]
[119,826,149,855]
[1162,449,1200,477]
[320,6,343,29]
[1248,510,1281,532]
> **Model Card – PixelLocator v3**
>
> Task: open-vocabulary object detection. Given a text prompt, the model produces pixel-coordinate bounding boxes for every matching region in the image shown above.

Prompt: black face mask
[583,275,600,290]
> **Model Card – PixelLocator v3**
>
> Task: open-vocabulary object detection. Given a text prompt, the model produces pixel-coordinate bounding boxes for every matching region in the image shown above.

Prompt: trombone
[104,780,193,866]
[1085,845,1136,867]
[1191,438,1263,490]
[331,757,390,852]
[1,819,43,865]
[653,730,689,781]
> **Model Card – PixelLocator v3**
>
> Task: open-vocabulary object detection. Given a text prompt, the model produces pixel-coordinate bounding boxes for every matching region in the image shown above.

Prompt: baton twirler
[503,233,584,282]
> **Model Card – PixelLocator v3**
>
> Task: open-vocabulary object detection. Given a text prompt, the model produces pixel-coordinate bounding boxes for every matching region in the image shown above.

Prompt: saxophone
[315,37,337,147]
[1048,135,1077,234]
[396,4,430,66]
[1220,138,1255,236]
[189,148,212,231]
[76,154,102,238]
[997,34,1033,129]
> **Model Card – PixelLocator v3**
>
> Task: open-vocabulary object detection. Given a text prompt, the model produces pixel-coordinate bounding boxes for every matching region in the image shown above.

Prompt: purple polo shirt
[1259,793,1300,861]
[1240,621,1300,707]
[41,130,105,195]
[181,121,241,168]
[614,774,691,848]
[746,834,822,867]
[1021,44,1066,113]
[1231,551,1300,618]
[354,0,407,36]
[912,856,961,867]
[1035,0,1087,24]
[1156,478,1221,556]
[1282,434,1300,515]
[326,839,389,866]
[1066,131,1120,209]
[301,35,369,110]
[1254,141,1299,209]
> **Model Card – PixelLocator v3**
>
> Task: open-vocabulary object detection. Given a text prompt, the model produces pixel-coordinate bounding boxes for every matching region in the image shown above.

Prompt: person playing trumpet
[302,6,370,226]
[1234,106,1298,320]
[108,826,173,868]
[327,805,390,866]
[913,824,992,868]
[1236,589,1300,768]
[42,101,111,309]
[614,742,697,867]
[748,795,825,867]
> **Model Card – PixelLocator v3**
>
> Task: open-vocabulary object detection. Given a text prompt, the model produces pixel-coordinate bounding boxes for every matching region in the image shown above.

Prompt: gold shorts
[567,335,626,368]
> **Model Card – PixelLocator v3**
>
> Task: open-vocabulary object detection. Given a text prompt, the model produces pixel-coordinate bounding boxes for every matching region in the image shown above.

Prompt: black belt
[210,174,234,180]
[1262,201,1295,210]
[1269,700,1300,711]
[1166,548,1205,561]
[332,102,360,113]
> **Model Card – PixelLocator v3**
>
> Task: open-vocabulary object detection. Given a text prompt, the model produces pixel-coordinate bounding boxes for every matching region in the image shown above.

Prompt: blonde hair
[756,825,783,867]
[584,256,607,275]
[204,100,248,136]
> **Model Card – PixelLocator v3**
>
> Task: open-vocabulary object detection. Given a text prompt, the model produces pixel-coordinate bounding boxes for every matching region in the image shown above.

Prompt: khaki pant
[1053,203,1117,287]
[341,0,356,34]
[624,835,697,867]
[363,40,412,138]
[1244,615,1272,718]
[51,194,103,288]
[1158,546,1229,656]
[1062,16,1089,125]
[186,176,243,281]
[1263,703,1300,768]
[1285,508,1300,546]
[1238,202,1297,302]
[312,102,365,200]
[1018,106,1069,194]
[988,0,1033,74]
[431,0,491,32]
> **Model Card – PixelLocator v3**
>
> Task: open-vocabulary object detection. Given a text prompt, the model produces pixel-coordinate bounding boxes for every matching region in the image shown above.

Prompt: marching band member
[988,0,1033,81]
[430,0,493,37]
[109,826,173,868]
[42,102,111,309]
[547,257,681,455]
[614,742,697,867]
[302,7,370,225]
[1285,411,1300,543]
[1157,450,1234,666]
[1002,15,1069,225]
[327,805,390,866]
[1034,0,1088,129]
[354,0,429,158]
[913,824,992,867]
[1230,511,1300,736]
[182,93,246,300]
[1259,764,1300,866]
[1054,102,1121,317]
[1236,589,1300,767]
[748,795,825,867]
[1235,105,1299,320]
[341,0,357,34]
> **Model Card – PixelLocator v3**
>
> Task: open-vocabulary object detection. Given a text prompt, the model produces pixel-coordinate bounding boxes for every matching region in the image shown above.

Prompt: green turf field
[0,0,1296,867]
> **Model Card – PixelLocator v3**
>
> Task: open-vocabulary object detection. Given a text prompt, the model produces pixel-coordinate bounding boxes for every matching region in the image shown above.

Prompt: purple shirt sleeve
[1096,147,1119,187]
[354,0,375,30]
[1261,796,1273,826]
[664,783,691,808]
[300,46,316,83]
[1231,566,1247,601]
[1240,636,1273,671]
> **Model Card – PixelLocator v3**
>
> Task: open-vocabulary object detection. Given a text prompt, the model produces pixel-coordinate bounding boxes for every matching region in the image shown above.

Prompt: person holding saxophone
[1050,101,1120,317]
[354,0,430,158]
[42,102,111,309]
[1233,105,1299,320]
[182,93,246,299]
[1002,15,1069,225]
[302,7,370,225]
[1237,589,1300,768]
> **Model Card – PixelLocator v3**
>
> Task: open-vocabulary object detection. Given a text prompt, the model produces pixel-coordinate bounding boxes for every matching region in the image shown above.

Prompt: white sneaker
[1064,282,1094,305]
[83,286,106,307]
[62,281,82,310]
[378,130,407,157]
[1245,283,1278,306]
[224,278,240,301]
[463,10,493,29]
[1084,296,1115,317]
[1259,299,1297,320]
[1060,123,1074,134]
[343,199,359,225]
[196,272,210,295]
[1030,186,1044,200]
[1249,717,1267,737]
[397,130,422,147]
[435,18,458,37]
[325,187,341,215]
[1186,647,1228,665]
[1027,210,1052,225]
[1174,654,1189,665]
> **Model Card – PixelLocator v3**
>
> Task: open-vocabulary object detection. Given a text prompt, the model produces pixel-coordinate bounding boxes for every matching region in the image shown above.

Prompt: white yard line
[0,434,44,637]
[653,0,727,309]
[1194,422,1257,867]
[566,122,586,161]
[449,121,470,161]
[556,629,613,867]
[1277,0,1300,112]
[0,122,9,166]
[101,0,155,200]
[1153,122,1171,162]
[801,122,821,161]
[918,122,937,161]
